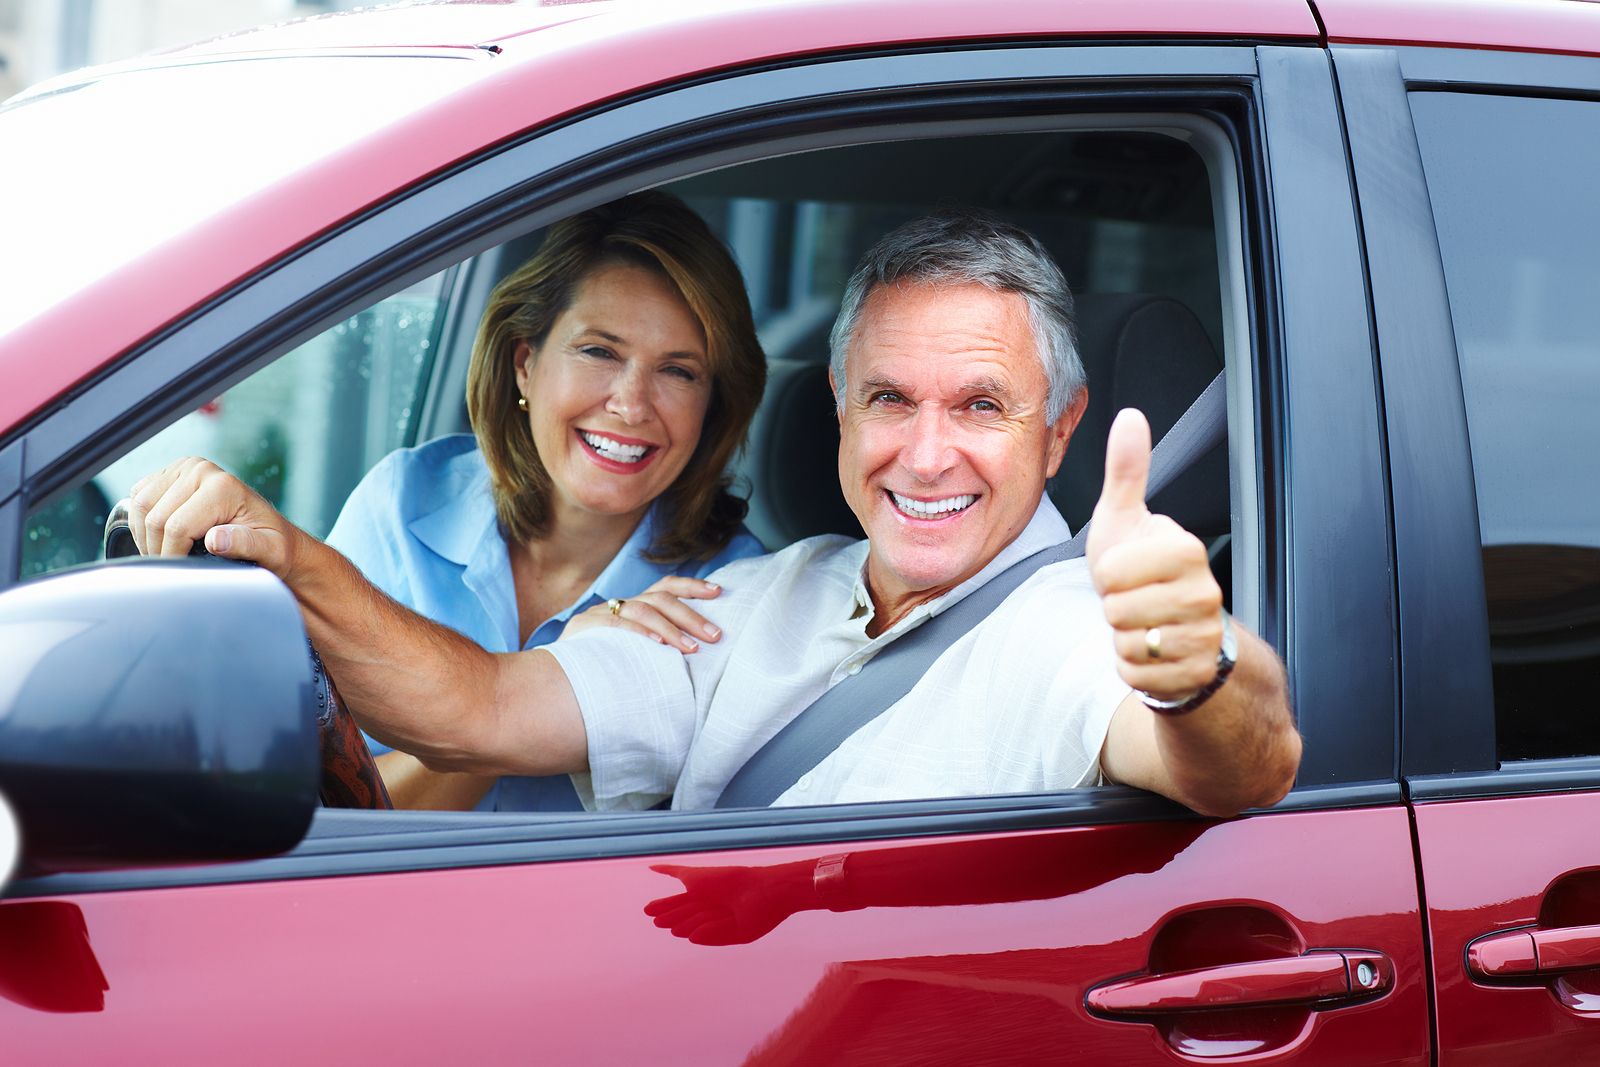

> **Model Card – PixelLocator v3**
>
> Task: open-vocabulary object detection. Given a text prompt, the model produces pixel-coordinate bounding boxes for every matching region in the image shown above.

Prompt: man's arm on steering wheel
[130,457,589,778]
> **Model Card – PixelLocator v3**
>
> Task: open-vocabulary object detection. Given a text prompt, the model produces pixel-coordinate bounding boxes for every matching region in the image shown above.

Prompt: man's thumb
[205,523,280,571]
[1097,408,1152,517]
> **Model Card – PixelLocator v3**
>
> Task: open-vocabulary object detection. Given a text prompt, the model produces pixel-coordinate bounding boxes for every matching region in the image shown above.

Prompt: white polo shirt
[547,497,1130,810]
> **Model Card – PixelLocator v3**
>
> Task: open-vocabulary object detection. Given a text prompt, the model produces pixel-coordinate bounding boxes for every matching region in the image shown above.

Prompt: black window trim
[1,41,1400,898]
[1341,42,1600,796]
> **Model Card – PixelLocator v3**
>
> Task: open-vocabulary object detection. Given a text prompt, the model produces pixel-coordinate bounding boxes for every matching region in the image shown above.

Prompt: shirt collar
[407,456,498,567]
[583,505,676,610]
[850,494,1072,627]
[406,459,676,647]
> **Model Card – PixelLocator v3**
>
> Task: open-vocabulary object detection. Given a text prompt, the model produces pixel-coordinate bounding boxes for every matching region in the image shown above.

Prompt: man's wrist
[1140,609,1237,716]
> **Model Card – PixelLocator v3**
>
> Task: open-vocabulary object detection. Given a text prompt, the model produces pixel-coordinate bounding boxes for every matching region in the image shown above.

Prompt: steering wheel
[103,500,393,809]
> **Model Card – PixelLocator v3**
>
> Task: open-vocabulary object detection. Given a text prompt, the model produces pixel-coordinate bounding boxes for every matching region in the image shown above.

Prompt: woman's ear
[513,340,535,396]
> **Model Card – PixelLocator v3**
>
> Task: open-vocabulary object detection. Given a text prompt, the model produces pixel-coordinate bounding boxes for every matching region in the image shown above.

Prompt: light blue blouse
[325,433,766,811]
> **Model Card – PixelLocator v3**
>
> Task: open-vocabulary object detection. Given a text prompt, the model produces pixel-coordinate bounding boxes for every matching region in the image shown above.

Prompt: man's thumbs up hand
[1088,409,1225,704]
[1085,408,1153,567]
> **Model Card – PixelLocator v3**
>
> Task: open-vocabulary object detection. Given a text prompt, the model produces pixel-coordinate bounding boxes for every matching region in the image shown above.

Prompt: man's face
[834,280,1087,615]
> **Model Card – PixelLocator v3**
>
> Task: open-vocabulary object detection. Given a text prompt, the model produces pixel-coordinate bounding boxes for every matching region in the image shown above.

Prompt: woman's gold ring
[607,597,625,617]
[1144,627,1163,660]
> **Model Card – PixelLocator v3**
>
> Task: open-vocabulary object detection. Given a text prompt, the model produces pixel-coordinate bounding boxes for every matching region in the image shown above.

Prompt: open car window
[18,119,1247,815]
[21,272,453,577]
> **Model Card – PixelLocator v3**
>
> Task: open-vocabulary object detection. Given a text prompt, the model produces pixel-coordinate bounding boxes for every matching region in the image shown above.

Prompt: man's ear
[1044,387,1090,478]
[827,368,843,428]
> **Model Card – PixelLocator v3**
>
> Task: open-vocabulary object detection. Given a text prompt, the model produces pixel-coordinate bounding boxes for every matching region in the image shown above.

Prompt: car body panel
[1414,796,1600,1065]
[3,1,1595,1062]
[0,811,1427,1065]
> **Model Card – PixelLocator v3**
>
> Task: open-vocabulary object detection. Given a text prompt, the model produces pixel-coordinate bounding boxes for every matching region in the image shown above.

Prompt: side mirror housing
[0,561,318,875]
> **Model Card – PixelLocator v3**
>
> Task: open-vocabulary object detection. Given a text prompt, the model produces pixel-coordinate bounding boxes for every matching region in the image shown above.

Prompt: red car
[2,0,1597,1062]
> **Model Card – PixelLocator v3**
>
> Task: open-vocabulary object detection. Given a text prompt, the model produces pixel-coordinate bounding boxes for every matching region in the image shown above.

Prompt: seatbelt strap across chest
[713,372,1228,809]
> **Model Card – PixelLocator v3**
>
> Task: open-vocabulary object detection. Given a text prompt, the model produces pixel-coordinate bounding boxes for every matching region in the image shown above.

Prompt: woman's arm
[376,753,497,810]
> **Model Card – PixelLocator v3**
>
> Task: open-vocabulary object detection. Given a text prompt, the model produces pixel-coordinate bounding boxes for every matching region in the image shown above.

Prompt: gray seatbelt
[714,371,1228,809]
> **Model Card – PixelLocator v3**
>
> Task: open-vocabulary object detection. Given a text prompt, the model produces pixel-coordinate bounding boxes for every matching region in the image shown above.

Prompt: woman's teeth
[890,492,977,517]
[581,431,649,463]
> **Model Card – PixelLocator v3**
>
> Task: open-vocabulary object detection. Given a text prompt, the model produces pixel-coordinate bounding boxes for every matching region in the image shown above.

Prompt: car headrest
[739,292,1226,550]
[738,359,860,549]
[1049,293,1227,538]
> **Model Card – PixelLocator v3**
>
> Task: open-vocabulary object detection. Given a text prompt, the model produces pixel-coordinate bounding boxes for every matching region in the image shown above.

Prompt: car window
[17,122,1243,811]
[1410,91,1600,763]
[20,272,451,577]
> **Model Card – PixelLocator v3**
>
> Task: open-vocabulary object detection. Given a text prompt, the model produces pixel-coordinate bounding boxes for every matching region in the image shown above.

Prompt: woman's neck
[509,501,649,646]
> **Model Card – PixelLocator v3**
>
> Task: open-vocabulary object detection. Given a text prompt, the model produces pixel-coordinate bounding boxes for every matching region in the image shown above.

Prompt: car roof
[1317,0,1600,58]
[4,0,1598,434]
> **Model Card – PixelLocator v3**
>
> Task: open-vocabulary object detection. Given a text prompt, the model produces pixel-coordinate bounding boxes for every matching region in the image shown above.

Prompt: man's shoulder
[976,555,1104,637]
[706,532,865,588]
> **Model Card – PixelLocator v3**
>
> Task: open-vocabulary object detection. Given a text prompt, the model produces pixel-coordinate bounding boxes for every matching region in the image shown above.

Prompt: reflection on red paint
[0,901,108,1013]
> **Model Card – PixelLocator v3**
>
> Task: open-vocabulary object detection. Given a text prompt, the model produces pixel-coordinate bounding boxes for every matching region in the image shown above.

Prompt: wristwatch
[1140,609,1237,716]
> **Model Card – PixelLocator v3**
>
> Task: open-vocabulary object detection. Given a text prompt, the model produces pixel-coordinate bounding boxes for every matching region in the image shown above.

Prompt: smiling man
[136,210,1299,817]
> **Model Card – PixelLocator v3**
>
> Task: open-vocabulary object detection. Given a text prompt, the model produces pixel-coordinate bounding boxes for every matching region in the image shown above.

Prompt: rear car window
[1410,91,1600,763]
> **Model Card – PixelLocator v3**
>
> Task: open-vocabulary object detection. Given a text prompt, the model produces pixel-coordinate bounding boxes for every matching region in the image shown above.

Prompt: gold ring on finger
[607,597,626,617]
[1144,627,1163,660]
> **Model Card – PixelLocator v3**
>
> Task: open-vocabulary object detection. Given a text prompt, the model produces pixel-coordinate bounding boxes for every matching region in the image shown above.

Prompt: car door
[0,18,1429,1066]
[1334,33,1600,1066]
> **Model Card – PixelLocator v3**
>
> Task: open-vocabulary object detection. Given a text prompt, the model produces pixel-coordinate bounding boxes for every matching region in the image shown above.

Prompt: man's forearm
[1104,627,1300,819]
[287,536,586,777]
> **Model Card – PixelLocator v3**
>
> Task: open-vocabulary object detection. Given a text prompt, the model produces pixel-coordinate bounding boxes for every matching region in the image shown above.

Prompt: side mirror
[0,560,319,875]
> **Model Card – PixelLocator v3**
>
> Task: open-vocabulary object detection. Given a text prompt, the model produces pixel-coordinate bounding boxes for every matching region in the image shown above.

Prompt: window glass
[21,272,449,577]
[1410,92,1600,762]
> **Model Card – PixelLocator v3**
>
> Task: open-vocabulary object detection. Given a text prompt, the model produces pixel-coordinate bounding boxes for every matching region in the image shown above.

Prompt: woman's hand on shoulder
[129,457,307,582]
[562,576,724,654]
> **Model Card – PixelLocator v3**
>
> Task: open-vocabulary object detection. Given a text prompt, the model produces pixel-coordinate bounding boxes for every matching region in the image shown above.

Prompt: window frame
[2,41,1399,899]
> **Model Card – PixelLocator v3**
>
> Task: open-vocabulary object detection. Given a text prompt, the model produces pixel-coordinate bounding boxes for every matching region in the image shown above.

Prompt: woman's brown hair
[466,191,766,563]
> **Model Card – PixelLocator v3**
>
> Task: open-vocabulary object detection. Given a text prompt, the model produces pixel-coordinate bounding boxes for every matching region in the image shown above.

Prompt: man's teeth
[890,492,977,517]
[581,431,649,463]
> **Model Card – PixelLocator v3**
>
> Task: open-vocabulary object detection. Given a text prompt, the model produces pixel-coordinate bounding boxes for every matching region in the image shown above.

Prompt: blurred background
[0,0,367,100]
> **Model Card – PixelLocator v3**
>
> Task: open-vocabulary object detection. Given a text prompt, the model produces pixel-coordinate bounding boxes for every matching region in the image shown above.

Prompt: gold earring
[517,395,529,411]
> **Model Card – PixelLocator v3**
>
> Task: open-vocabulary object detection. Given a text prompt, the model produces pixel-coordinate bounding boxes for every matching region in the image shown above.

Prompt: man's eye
[969,398,1000,414]
[869,391,905,406]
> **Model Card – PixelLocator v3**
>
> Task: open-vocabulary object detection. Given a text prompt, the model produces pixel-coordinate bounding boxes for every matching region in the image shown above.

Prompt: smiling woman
[299,192,770,811]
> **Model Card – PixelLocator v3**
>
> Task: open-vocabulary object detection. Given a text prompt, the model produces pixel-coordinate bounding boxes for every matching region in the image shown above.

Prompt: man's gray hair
[827,208,1084,423]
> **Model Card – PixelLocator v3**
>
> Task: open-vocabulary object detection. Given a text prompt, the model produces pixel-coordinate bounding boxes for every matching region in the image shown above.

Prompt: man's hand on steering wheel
[128,457,390,810]
[129,457,308,582]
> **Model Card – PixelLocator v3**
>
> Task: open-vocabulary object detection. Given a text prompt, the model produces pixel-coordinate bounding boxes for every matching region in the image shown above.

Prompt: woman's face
[514,262,713,527]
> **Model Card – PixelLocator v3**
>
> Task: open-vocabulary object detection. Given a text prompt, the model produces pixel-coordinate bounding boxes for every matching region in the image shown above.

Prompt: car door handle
[1087,951,1393,1016]
[1468,924,1600,978]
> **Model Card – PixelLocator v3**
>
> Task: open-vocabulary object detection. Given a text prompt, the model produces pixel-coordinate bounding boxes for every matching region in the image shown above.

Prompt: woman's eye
[663,365,699,383]
[579,345,617,361]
